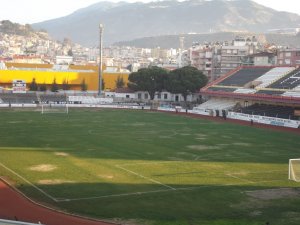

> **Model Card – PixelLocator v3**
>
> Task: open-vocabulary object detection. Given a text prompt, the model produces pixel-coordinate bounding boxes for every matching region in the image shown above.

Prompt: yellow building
[0,63,129,91]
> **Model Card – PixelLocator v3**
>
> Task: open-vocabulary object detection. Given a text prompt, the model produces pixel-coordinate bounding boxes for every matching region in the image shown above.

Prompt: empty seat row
[218,67,272,87]
[0,93,38,103]
[194,99,237,111]
[240,103,297,120]
[254,67,295,88]
[267,68,300,90]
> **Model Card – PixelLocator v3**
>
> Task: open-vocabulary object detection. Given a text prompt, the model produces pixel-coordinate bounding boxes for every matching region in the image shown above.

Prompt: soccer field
[0,109,300,225]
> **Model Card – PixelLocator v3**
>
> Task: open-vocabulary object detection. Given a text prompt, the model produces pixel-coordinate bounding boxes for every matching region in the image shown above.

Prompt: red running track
[0,180,115,225]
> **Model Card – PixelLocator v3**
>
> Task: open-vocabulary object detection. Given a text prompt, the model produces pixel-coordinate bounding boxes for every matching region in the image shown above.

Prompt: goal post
[41,104,69,114]
[289,159,300,182]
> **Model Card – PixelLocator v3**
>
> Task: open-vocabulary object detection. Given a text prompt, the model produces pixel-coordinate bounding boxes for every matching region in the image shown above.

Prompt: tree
[67,49,73,56]
[128,66,169,100]
[51,79,59,92]
[81,79,87,92]
[39,83,47,92]
[115,76,125,89]
[166,66,208,101]
[62,79,70,90]
[63,38,72,46]
[29,78,38,91]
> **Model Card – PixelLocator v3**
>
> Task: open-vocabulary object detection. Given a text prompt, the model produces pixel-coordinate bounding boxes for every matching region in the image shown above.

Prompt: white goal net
[41,104,69,114]
[289,159,300,182]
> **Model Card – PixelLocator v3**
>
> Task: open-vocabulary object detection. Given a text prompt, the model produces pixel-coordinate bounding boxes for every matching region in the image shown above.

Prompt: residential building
[189,44,213,79]
[242,52,277,66]
[277,48,300,66]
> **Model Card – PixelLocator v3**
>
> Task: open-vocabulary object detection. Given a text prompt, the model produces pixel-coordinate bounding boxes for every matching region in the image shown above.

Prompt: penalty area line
[115,164,176,190]
[56,188,173,202]
[225,173,255,184]
[0,163,58,202]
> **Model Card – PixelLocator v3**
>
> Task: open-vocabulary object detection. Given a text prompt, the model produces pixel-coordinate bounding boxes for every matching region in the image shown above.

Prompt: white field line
[56,178,286,202]
[226,173,255,184]
[0,163,58,202]
[115,164,176,190]
[57,186,213,202]
[56,189,173,202]
[118,161,186,167]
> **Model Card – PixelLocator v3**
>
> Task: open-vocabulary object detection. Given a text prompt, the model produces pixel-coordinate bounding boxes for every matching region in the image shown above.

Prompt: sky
[0,0,300,24]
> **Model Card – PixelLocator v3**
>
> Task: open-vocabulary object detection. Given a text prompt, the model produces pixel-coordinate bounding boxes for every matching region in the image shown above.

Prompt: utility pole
[98,23,104,96]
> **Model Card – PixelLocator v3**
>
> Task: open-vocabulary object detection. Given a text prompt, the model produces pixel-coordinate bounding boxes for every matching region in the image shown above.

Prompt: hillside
[114,32,300,49]
[0,20,48,39]
[32,0,300,46]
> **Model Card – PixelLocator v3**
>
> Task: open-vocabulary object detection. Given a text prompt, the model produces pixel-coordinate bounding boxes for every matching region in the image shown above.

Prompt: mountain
[32,0,300,46]
[115,32,300,49]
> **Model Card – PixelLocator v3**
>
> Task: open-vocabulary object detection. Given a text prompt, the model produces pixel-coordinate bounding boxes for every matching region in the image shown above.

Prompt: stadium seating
[256,90,285,95]
[218,67,272,87]
[0,93,38,104]
[254,67,295,88]
[282,91,300,98]
[207,86,237,92]
[240,103,297,120]
[267,67,300,90]
[38,94,67,103]
[68,96,113,104]
[194,98,237,111]
[234,88,257,94]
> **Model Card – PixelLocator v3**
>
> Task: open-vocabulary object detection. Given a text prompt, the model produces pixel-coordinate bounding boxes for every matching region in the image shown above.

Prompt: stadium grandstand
[193,66,300,128]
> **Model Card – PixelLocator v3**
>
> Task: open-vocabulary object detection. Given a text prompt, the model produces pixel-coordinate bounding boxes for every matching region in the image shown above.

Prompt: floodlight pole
[98,23,104,96]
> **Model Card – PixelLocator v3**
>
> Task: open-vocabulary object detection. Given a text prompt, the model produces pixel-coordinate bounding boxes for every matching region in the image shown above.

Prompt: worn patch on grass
[98,175,114,179]
[187,145,221,151]
[38,179,74,185]
[159,132,177,139]
[217,143,230,146]
[54,152,69,157]
[246,188,300,200]
[168,157,184,161]
[159,135,173,139]
[233,142,251,146]
[249,210,262,217]
[130,123,146,126]
[7,121,23,124]
[29,164,57,172]
[222,135,232,139]
[195,138,206,141]
[180,133,191,136]
[195,133,207,140]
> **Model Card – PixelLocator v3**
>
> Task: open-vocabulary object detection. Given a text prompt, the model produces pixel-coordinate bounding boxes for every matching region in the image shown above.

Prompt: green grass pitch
[0,109,300,225]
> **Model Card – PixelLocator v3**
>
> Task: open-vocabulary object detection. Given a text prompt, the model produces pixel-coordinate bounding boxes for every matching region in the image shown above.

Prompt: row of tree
[27,66,207,96]
[128,66,208,101]
[28,78,93,92]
